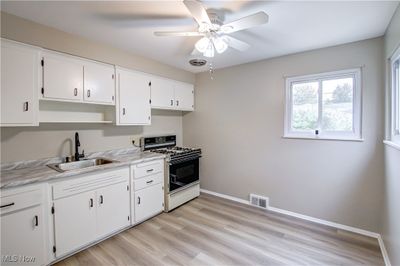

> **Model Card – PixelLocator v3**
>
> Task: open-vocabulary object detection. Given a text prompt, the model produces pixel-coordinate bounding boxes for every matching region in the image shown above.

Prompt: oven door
[169,158,199,193]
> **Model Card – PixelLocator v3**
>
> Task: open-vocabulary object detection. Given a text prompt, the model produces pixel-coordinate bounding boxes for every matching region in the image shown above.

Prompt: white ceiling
[2,1,398,73]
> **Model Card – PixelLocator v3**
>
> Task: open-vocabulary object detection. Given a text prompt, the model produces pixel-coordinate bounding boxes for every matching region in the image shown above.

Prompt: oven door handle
[170,174,177,183]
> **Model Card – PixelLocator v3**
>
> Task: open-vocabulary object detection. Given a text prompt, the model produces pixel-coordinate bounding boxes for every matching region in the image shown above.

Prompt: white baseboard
[200,188,391,266]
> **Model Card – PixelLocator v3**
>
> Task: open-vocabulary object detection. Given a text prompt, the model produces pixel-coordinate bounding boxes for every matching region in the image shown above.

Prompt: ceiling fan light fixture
[203,41,215,58]
[213,37,228,54]
[195,37,210,53]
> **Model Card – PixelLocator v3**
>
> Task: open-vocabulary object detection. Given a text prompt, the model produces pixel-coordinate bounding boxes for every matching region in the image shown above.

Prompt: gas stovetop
[142,135,201,164]
[150,146,201,164]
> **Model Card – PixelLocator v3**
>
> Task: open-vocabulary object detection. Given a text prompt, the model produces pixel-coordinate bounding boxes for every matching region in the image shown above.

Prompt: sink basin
[47,158,117,173]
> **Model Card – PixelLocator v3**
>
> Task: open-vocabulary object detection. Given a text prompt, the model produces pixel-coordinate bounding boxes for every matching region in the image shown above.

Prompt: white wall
[382,6,400,266]
[0,12,194,163]
[184,37,385,232]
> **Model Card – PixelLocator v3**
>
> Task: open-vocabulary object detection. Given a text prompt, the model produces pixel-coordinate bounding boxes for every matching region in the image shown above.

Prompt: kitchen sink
[47,158,117,173]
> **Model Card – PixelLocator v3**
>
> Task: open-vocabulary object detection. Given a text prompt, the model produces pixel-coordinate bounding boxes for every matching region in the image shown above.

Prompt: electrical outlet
[130,136,141,146]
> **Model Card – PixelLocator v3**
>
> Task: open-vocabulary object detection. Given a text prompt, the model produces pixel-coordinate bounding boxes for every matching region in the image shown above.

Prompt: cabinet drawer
[133,172,163,191]
[0,188,43,215]
[132,160,163,179]
[52,167,129,200]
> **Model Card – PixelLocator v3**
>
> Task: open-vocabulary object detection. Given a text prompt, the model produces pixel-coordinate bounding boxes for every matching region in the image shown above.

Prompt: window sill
[383,140,400,151]
[282,135,364,142]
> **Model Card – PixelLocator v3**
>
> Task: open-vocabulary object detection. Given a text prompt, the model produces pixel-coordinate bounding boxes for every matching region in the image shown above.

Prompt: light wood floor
[55,193,384,266]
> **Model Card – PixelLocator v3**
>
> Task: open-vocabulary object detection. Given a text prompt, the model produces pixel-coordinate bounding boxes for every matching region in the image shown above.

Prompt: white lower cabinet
[132,160,165,224]
[134,183,164,223]
[96,182,130,238]
[51,167,130,258]
[53,190,97,258]
[0,185,47,266]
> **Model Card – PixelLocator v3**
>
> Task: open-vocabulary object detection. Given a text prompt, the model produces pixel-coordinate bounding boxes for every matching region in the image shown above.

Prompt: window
[390,47,400,144]
[284,68,362,140]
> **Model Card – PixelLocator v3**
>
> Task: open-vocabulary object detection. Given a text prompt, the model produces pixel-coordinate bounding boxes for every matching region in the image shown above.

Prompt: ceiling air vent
[189,59,207,67]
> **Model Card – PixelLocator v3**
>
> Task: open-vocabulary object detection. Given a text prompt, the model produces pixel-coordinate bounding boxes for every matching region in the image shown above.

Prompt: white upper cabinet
[150,76,175,109]
[1,40,39,126]
[83,62,115,105]
[150,75,194,111]
[42,51,84,102]
[42,51,115,105]
[116,68,151,125]
[174,82,194,111]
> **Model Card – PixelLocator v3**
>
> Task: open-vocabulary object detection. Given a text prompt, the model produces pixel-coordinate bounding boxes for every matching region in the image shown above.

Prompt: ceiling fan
[154,0,269,58]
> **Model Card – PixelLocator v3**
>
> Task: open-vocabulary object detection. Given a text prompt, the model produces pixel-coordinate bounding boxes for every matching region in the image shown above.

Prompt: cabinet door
[117,69,151,125]
[42,52,83,101]
[53,190,96,258]
[150,76,175,109]
[96,182,130,237]
[1,206,46,266]
[174,82,194,111]
[1,41,39,126]
[134,183,164,223]
[84,62,115,105]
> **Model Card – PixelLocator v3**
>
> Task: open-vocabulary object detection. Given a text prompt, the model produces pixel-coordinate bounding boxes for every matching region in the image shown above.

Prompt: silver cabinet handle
[74,88,78,96]
[137,196,141,205]
[122,108,126,115]
[23,101,29,112]
[100,195,104,204]
[146,169,154,173]
[87,90,91,97]
[146,180,153,184]
[176,100,179,106]
[170,100,173,106]
[89,198,94,208]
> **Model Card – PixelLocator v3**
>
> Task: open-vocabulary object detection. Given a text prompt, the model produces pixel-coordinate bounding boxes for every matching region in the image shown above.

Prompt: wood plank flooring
[55,193,384,266]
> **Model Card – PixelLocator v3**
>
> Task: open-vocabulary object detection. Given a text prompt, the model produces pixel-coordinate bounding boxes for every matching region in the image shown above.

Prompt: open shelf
[39,100,115,124]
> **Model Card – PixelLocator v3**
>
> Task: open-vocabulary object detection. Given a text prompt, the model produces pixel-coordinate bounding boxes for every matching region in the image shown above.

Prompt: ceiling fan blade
[224,36,250,51]
[221,11,268,34]
[183,0,211,26]
[154,31,205,37]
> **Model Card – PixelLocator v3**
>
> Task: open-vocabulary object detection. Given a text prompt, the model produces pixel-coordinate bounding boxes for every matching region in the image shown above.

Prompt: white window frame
[390,46,400,144]
[284,68,362,141]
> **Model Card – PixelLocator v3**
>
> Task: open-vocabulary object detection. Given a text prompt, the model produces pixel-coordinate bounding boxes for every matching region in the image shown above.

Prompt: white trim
[200,188,391,266]
[200,189,250,205]
[282,135,364,142]
[383,140,400,151]
[378,235,392,266]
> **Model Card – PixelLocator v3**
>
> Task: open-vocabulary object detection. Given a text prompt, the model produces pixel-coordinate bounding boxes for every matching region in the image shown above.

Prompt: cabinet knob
[23,101,29,112]
[170,100,173,106]
[74,88,78,96]
[87,90,91,98]
[100,195,104,204]
[89,198,94,208]
[176,100,179,106]
[122,108,126,115]
[137,196,141,205]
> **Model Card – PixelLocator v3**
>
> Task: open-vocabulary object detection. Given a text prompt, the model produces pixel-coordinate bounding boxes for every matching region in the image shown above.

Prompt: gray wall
[382,6,400,266]
[0,12,194,163]
[184,37,385,232]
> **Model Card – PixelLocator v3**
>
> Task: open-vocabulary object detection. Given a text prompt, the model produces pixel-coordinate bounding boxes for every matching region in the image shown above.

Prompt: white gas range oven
[141,135,201,211]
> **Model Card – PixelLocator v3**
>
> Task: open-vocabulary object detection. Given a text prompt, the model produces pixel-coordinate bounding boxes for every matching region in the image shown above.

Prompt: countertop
[0,147,166,189]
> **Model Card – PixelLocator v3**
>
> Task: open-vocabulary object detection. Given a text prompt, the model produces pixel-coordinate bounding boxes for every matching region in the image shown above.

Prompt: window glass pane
[321,77,354,131]
[291,81,319,131]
